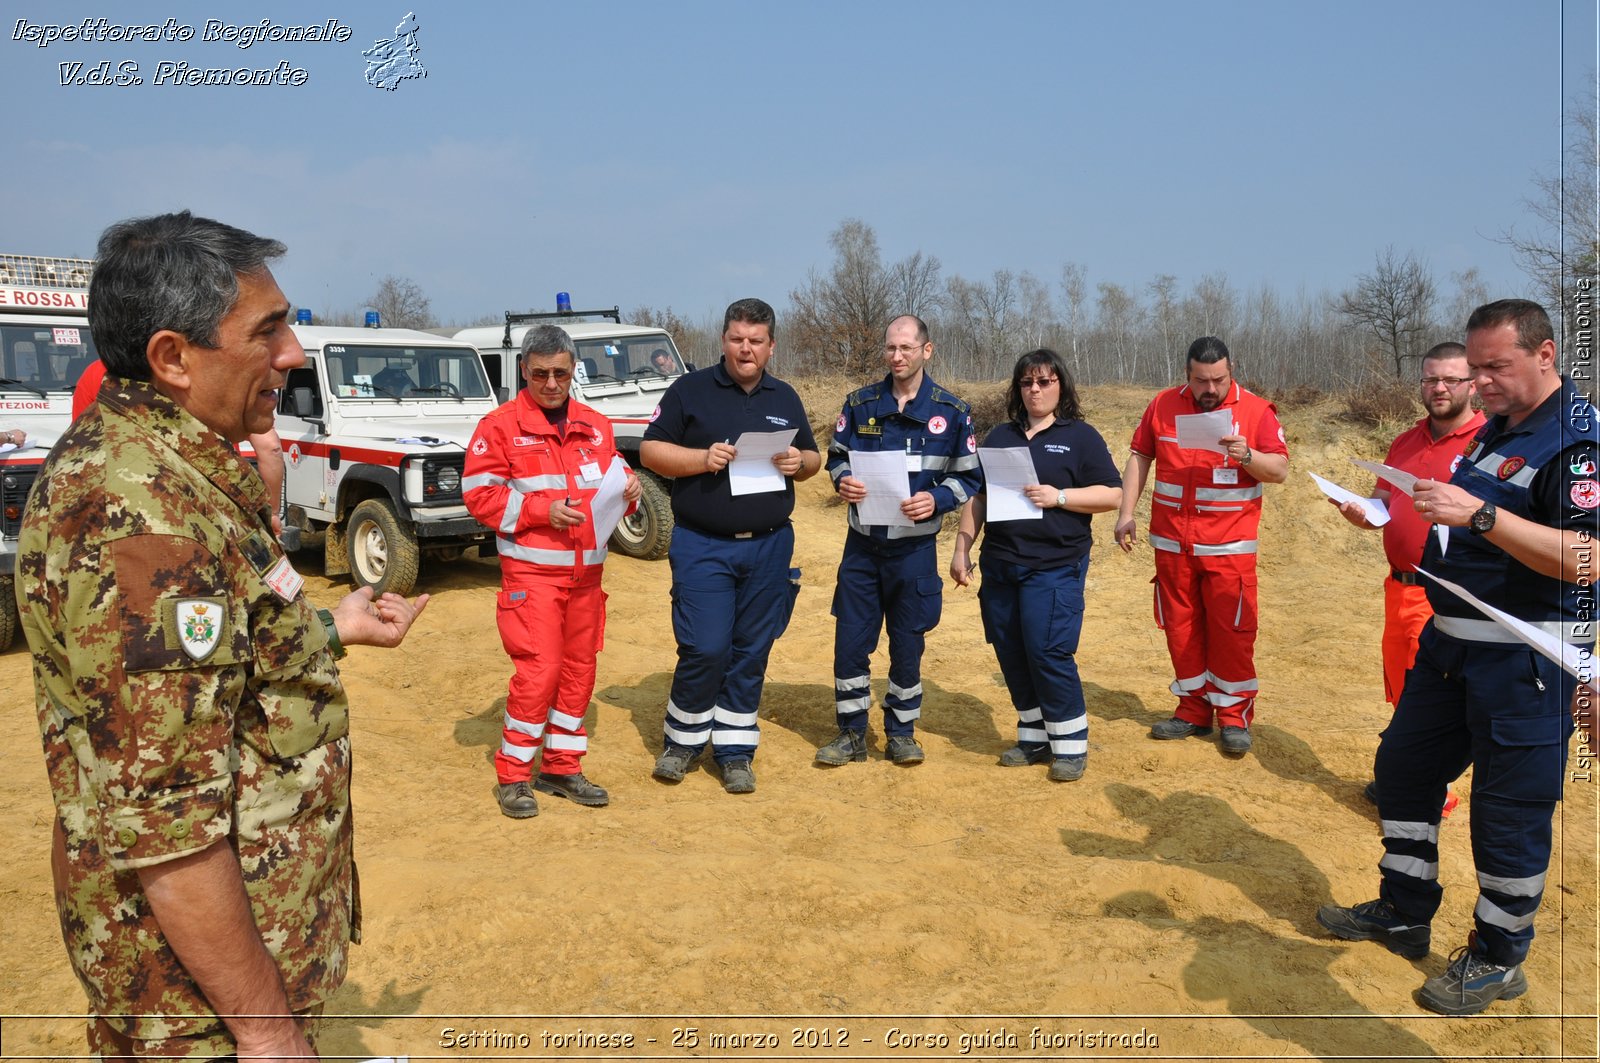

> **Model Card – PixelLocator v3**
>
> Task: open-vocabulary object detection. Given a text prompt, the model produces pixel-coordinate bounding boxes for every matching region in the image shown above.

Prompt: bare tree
[787,219,894,374]
[1501,76,1598,347]
[1443,268,1490,335]
[887,250,943,320]
[1185,271,1237,340]
[1011,271,1050,351]
[1147,274,1180,359]
[1334,248,1437,377]
[1094,281,1144,381]
[366,275,435,330]
[1059,262,1087,363]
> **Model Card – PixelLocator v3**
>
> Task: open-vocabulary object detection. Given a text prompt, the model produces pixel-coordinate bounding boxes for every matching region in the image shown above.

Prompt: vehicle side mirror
[496,386,510,403]
[683,361,695,372]
[291,387,316,418]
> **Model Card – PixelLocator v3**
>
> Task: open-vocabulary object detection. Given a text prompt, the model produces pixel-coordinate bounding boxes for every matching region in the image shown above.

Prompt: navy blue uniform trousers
[977,555,1090,760]
[662,524,796,763]
[1376,624,1575,964]
[831,533,941,736]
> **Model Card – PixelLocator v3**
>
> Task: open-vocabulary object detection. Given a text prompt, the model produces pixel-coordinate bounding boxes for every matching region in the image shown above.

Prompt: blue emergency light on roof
[365,311,381,328]
[556,291,572,313]
[296,308,312,325]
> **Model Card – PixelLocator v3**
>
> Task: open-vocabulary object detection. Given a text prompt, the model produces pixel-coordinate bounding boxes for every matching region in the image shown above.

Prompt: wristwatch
[1468,502,1497,536]
[1056,490,1067,508]
[1239,447,1254,466]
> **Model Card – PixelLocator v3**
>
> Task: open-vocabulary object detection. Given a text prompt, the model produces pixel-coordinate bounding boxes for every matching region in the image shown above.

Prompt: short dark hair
[886,314,930,345]
[1421,341,1467,365]
[1185,336,1231,368]
[89,210,285,381]
[723,297,776,343]
[519,324,576,361]
[1467,299,1554,351]
[1006,348,1082,429]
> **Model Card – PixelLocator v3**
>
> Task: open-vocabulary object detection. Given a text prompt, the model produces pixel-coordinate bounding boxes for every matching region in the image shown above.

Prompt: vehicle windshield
[322,343,492,400]
[0,321,97,394]
[573,333,684,385]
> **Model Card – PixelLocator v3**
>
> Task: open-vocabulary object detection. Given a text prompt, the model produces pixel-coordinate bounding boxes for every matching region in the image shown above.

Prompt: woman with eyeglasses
[950,349,1122,781]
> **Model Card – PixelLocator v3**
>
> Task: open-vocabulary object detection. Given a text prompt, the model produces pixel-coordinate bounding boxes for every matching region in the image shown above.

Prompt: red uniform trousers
[1153,549,1258,728]
[494,569,606,782]
[1381,576,1432,708]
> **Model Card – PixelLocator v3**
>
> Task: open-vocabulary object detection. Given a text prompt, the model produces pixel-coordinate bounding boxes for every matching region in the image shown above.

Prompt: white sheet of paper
[1174,409,1233,453]
[0,435,39,454]
[1349,458,1448,553]
[1352,458,1418,497]
[848,449,913,527]
[589,457,633,546]
[978,447,1043,522]
[1416,566,1595,682]
[1309,471,1391,526]
[728,428,798,496]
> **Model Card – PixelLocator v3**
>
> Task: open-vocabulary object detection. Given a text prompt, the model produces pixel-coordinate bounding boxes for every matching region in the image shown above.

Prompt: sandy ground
[1,384,1595,1063]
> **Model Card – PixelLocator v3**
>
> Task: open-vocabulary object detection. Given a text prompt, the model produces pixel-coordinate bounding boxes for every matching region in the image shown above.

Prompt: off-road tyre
[346,498,420,596]
[609,470,673,561]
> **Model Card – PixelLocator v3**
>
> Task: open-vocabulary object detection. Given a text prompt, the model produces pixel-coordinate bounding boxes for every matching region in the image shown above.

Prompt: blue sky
[3,1,1595,327]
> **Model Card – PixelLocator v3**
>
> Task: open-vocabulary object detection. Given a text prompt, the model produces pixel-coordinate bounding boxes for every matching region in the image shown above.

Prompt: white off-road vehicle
[0,254,96,651]
[276,323,499,596]
[455,304,687,560]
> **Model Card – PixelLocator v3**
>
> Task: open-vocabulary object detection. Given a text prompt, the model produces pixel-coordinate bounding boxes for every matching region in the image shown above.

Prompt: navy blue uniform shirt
[979,418,1122,568]
[643,360,817,536]
[827,372,981,544]
[1424,376,1599,633]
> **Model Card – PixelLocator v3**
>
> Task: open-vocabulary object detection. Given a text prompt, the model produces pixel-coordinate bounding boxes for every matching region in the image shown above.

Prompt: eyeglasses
[1020,376,1059,390]
[1420,376,1471,389]
[884,344,927,356]
[527,369,572,382]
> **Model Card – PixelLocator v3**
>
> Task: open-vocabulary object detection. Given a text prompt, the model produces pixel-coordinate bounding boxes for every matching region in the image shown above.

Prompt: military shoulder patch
[175,598,224,661]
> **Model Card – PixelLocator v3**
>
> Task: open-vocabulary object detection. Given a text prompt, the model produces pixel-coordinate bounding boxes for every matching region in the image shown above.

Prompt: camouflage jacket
[18,377,357,1042]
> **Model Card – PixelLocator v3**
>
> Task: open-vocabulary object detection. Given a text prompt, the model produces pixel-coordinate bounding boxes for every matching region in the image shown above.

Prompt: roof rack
[501,306,622,349]
[0,254,95,289]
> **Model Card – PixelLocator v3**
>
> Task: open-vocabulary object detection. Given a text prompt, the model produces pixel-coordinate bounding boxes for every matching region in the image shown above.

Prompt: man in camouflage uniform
[18,211,428,1060]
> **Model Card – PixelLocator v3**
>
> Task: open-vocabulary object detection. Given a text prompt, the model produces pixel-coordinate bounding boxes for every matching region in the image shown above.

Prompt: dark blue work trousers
[662,524,796,764]
[1376,624,1575,965]
[977,555,1090,759]
[831,533,941,736]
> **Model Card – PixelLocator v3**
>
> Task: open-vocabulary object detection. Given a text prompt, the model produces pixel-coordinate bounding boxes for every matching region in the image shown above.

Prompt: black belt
[682,522,786,541]
[1391,570,1421,586]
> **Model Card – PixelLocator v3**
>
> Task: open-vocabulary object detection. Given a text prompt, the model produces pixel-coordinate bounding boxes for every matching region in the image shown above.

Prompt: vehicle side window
[280,365,322,418]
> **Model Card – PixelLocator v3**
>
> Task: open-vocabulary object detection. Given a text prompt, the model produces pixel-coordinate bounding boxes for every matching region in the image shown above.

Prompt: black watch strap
[1469,502,1497,535]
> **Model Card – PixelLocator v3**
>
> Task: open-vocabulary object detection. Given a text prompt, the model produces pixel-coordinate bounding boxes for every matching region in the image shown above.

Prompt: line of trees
[779,218,1497,394]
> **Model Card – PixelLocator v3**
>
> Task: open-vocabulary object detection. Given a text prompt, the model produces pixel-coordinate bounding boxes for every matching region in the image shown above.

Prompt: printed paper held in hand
[1174,409,1233,453]
[1416,566,1595,682]
[1308,471,1390,526]
[1352,458,1418,497]
[728,428,798,496]
[0,435,38,454]
[978,447,1043,522]
[1353,458,1449,555]
[588,457,633,546]
[848,449,913,527]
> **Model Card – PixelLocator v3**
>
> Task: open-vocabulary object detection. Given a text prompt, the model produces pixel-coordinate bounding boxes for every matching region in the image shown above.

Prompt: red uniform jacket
[463,392,633,581]
[1130,381,1288,553]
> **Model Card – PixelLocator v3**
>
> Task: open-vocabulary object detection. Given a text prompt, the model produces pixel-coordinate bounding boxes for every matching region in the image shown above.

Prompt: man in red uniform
[464,325,641,818]
[1333,342,1484,806]
[1116,336,1290,755]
